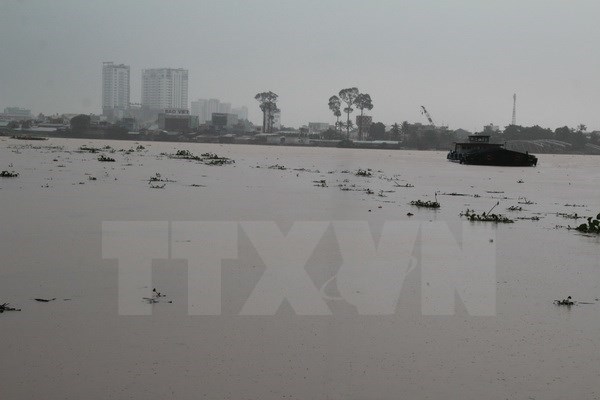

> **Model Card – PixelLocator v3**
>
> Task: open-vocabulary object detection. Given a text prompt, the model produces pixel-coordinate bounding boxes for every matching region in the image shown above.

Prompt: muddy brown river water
[0,137,599,399]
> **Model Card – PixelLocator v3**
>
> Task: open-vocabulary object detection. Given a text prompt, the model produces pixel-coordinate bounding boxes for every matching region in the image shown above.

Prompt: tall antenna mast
[511,93,517,125]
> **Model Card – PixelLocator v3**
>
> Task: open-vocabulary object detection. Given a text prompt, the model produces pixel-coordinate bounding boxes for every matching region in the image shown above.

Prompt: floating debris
[34,298,56,302]
[565,203,587,208]
[169,149,201,160]
[394,182,414,188]
[554,296,574,306]
[98,155,115,162]
[313,180,327,187]
[573,213,600,234]
[166,150,234,165]
[79,146,102,153]
[149,183,166,189]
[148,173,175,183]
[355,169,372,177]
[143,288,173,304]
[460,209,514,223]
[0,170,19,178]
[268,164,286,170]
[202,154,234,165]
[507,206,523,211]
[439,192,471,197]
[0,303,21,313]
[11,135,48,141]
[556,212,583,219]
[410,200,440,208]
[518,197,535,205]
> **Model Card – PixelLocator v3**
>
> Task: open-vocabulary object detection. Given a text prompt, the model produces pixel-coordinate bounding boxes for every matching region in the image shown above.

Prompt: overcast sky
[1,0,599,131]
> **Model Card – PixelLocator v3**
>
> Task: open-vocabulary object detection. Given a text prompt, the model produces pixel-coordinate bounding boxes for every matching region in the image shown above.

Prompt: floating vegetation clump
[557,212,583,219]
[313,180,327,187]
[268,164,286,170]
[166,150,234,165]
[202,153,234,165]
[0,170,19,178]
[410,199,440,209]
[169,149,201,160]
[0,303,21,313]
[79,146,102,153]
[148,173,175,183]
[98,155,115,162]
[355,169,372,177]
[439,192,472,197]
[460,209,514,223]
[518,197,535,205]
[554,296,574,306]
[11,135,48,141]
[394,182,414,188]
[516,216,541,221]
[574,214,600,234]
[507,206,523,211]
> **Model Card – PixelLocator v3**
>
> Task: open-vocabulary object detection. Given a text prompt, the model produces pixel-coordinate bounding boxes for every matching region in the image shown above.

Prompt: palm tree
[354,93,373,140]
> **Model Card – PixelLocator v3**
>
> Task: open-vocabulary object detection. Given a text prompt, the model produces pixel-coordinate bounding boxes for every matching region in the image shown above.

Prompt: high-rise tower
[102,62,130,121]
[141,68,188,111]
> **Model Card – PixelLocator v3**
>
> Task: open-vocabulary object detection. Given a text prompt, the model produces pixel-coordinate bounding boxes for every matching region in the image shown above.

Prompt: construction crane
[511,93,517,125]
[420,106,435,127]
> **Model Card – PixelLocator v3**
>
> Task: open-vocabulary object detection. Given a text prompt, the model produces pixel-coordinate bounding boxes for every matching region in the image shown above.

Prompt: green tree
[554,126,572,142]
[368,122,387,140]
[70,114,91,132]
[354,93,373,140]
[322,128,344,140]
[338,87,359,138]
[389,123,401,141]
[255,91,279,133]
[7,120,20,129]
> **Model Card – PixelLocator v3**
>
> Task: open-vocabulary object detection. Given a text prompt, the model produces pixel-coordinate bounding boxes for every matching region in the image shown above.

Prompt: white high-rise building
[141,68,188,111]
[207,98,220,121]
[218,102,231,114]
[102,62,130,120]
[191,99,208,123]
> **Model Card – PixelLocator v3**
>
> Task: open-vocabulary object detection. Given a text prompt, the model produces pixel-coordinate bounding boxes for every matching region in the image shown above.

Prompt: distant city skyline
[1,0,600,131]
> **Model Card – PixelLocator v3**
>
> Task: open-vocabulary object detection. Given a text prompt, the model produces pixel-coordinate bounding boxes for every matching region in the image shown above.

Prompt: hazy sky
[1,0,599,131]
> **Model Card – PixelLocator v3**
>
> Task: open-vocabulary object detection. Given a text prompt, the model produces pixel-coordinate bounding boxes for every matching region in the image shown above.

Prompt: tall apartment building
[218,102,232,114]
[191,99,208,122]
[141,68,188,111]
[102,62,130,121]
[207,99,220,121]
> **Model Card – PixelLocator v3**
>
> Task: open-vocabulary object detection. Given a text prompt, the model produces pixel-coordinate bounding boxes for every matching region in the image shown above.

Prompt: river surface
[1,137,599,399]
